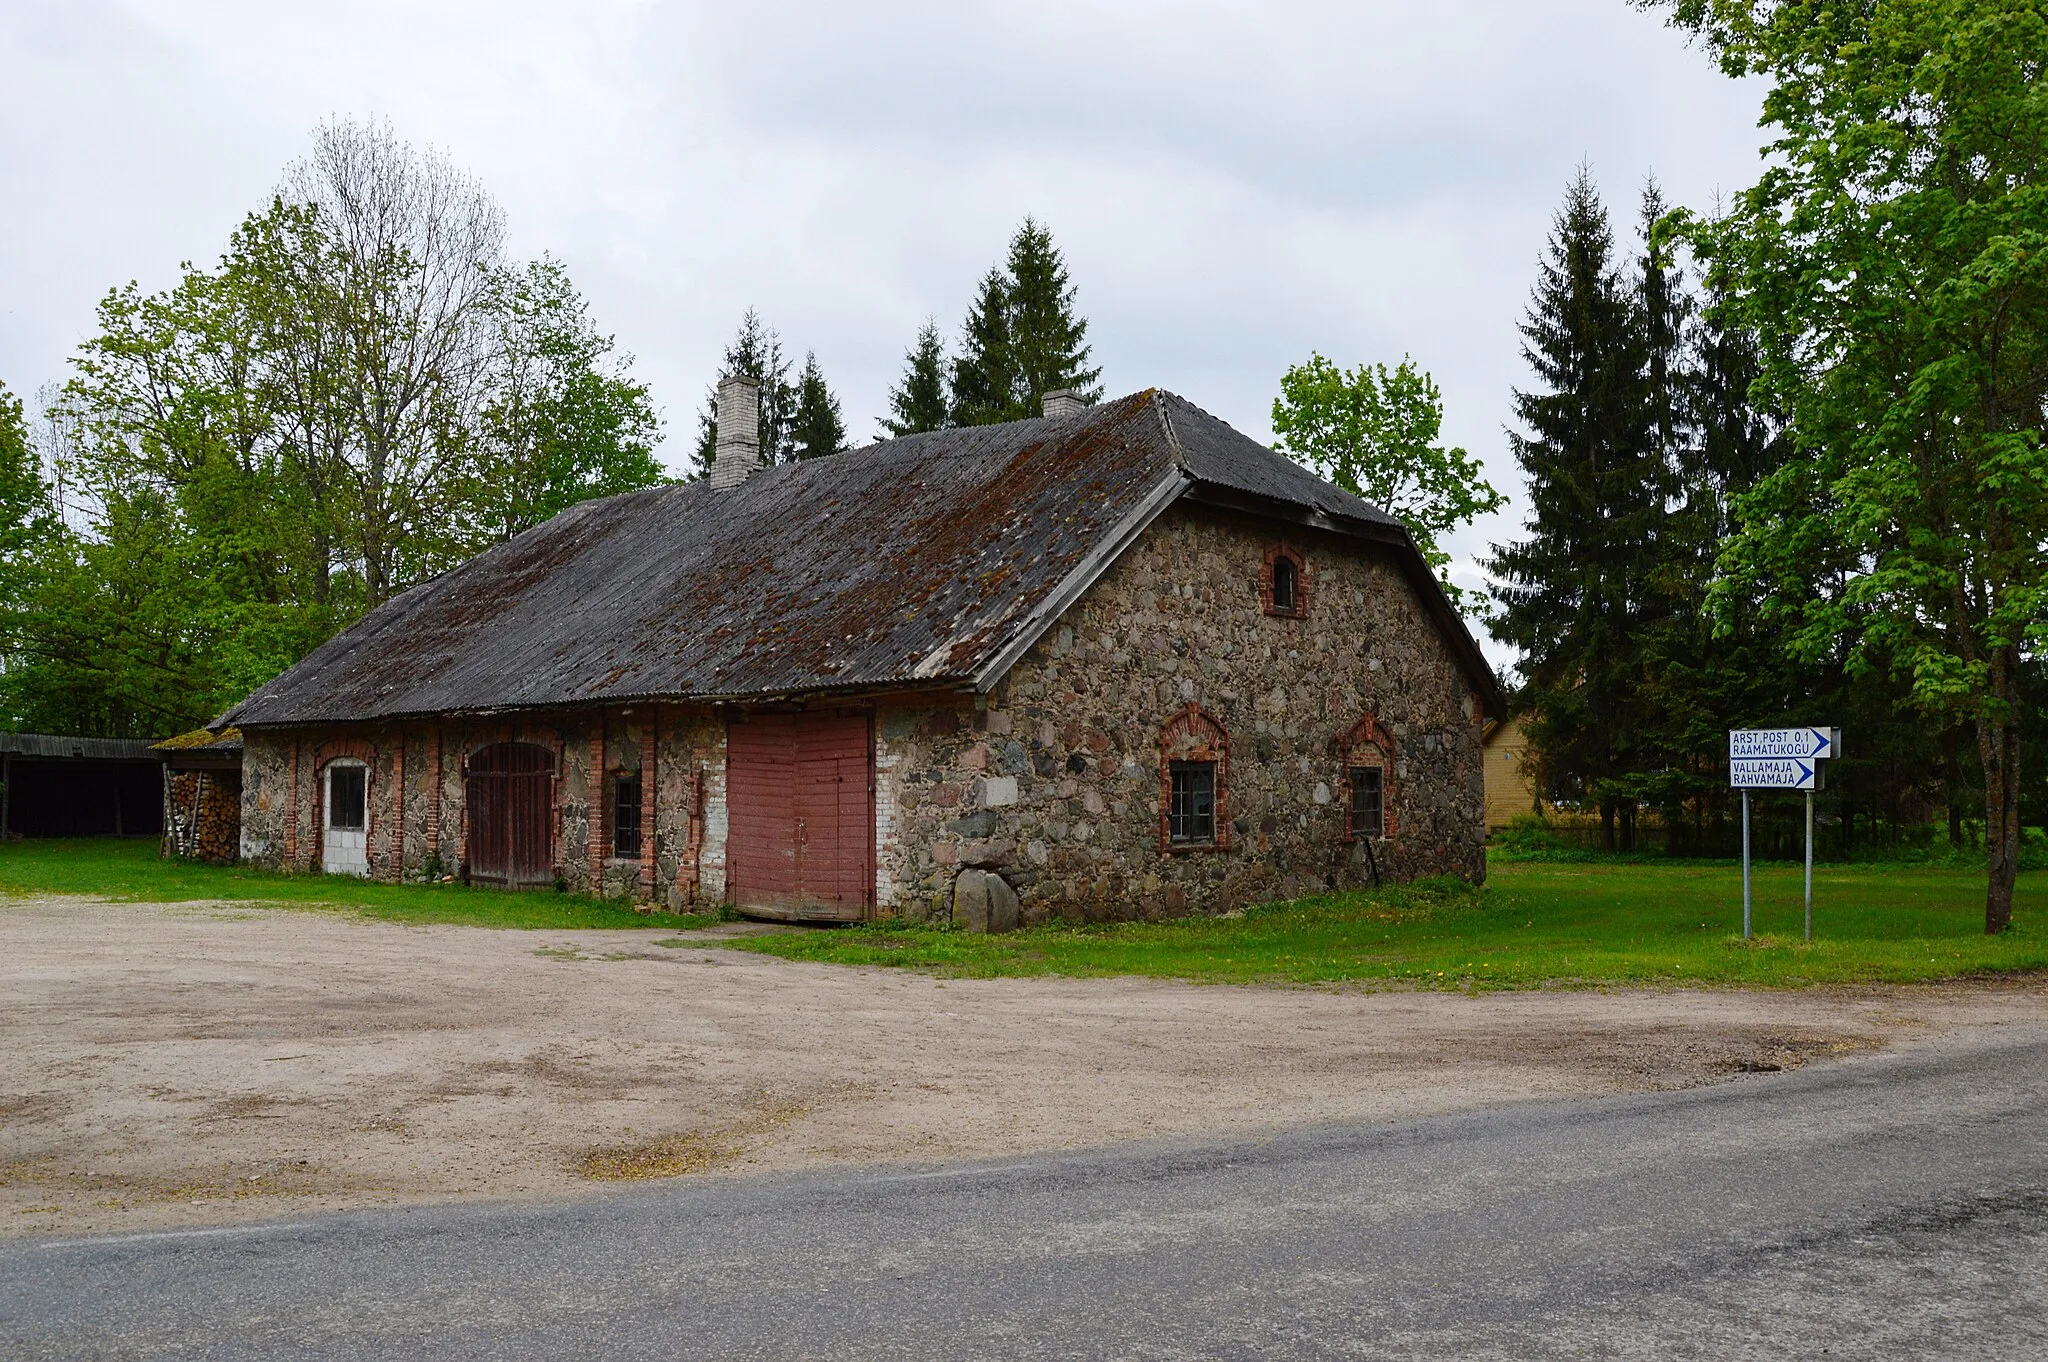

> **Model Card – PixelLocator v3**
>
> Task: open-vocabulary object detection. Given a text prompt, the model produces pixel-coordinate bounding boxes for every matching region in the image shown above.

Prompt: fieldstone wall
[238,707,726,910]
[874,503,1486,924]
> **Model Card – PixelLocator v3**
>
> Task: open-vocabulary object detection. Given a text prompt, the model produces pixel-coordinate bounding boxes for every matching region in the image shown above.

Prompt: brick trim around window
[1261,540,1309,618]
[1159,703,1231,853]
[1338,712,1399,840]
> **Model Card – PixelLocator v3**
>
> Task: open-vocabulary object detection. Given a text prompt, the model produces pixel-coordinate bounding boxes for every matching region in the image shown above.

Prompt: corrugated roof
[2,733,163,760]
[223,390,1502,727]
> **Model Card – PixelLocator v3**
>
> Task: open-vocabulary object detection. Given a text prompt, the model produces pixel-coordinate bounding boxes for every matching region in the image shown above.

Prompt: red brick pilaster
[285,738,300,867]
[587,720,606,892]
[640,710,657,897]
[425,729,442,865]
[390,731,405,880]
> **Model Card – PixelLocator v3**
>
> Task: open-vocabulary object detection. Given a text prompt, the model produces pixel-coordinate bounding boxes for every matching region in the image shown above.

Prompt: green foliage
[475,257,664,539]
[787,350,846,460]
[951,218,1101,425]
[0,380,55,641]
[1487,172,1678,843]
[1649,0,2048,931]
[1270,353,1504,613]
[1004,217,1102,413]
[882,319,952,437]
[722,860,2047,989]
[1,121,664,737]
[949,267,1018,426]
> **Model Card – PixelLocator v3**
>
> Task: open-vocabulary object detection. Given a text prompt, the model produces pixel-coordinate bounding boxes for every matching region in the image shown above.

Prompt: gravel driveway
[4,894,2042,1237]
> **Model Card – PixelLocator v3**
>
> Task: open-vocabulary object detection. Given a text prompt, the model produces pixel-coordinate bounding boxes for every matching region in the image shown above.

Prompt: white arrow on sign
[1730,758,1819,790]
[1729,727,1839,761]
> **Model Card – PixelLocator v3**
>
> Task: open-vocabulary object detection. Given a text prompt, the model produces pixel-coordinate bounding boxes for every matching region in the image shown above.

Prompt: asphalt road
[8,1025,2048,1360]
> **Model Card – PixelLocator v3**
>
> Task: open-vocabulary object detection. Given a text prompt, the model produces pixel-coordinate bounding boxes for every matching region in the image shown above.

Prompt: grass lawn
[0,837,708,931]
[722,859,2048,989]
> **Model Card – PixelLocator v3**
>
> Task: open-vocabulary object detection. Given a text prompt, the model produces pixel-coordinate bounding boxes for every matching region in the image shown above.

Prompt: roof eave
[968,466,1193,693]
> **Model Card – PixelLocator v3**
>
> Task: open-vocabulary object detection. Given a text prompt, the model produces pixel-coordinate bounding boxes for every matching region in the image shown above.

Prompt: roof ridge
[1149,389,1189,473]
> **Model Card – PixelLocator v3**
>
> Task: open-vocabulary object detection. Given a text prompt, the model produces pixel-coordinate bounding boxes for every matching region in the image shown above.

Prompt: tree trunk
[1981,649,2022,935]
[1600,802,1615,852]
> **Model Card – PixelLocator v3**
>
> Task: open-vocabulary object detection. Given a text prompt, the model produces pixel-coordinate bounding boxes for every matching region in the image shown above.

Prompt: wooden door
[726,712,873,920]
[466,742,555,888]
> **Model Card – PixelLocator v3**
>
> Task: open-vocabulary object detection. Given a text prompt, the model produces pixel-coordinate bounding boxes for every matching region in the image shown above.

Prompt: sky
[0,1,1770,661]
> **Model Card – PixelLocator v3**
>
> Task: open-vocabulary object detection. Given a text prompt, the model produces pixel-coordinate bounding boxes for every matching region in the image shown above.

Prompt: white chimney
[708,373,763,489]
[1041,389,1088,421]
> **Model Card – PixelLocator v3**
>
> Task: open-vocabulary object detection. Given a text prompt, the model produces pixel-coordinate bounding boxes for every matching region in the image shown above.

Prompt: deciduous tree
[1271,353,1503,614]
[1651,0,2048,931]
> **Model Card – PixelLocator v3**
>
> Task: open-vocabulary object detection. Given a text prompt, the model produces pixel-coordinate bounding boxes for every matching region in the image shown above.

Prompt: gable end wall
[873,502,1486,922]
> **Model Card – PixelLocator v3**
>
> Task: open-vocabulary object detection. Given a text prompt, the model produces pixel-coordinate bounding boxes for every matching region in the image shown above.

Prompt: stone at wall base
[953,869,1021,934]
[986,872,1020,933]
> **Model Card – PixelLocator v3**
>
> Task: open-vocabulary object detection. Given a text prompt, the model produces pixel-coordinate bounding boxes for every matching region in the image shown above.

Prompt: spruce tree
[1005,217,1101,414]
[882,320,951,436]
[949,268,1016,426]
[948,218,1102,425]
[692,309,794,476]
[788,351,845,460]
[1485,169,1662,849]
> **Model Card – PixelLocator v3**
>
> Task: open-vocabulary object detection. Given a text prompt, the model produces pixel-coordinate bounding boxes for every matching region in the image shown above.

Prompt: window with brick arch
[1348,764,1384,841]
[1262,542,1308,618]
[1159,705,1230,852]
[1338,713,1399,842]
[612,771,642,859]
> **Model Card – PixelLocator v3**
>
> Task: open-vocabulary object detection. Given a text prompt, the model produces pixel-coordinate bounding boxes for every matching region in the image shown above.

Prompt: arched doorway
[465,742,555,888]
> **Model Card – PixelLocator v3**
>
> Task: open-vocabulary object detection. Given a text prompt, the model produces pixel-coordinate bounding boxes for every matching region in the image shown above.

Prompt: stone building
[221,383,1502,925]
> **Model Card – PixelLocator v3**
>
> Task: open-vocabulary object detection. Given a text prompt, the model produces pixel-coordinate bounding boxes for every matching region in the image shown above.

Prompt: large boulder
[953,869,1021,933]
[986,872,1020,934]
[953,869,990,933]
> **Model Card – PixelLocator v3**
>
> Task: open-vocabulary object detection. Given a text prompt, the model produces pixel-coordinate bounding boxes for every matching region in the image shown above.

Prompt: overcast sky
[0,1,1769,657]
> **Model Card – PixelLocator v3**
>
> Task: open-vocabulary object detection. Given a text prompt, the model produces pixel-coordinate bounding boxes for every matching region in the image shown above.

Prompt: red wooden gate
[466,742,554,888]
[726,712,873,920]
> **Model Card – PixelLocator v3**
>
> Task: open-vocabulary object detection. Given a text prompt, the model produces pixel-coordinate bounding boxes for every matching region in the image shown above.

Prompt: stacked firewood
[164,772,242,864]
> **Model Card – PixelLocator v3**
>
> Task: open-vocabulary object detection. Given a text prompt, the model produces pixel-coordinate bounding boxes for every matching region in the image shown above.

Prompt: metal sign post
[1804,789,1814,943]
[1729,728,1839,942]
[1741,789,1752,939]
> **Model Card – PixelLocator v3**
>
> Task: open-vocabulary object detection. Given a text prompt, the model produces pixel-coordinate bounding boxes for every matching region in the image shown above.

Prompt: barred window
[1169,761,1216,844]
[1349,765,1384,840]
[613,772,642,858]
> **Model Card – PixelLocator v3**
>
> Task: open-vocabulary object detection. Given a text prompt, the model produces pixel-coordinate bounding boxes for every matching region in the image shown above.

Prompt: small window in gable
[1272,555,1298,613]
[1262,542,1307,618]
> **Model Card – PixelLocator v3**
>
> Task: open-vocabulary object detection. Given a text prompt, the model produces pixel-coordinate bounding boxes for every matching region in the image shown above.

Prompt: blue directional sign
[1729,727,1839,761]
[1730,757,1819,790]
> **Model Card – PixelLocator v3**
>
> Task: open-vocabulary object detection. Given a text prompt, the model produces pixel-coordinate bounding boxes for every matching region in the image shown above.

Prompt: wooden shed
[1,733,165,839]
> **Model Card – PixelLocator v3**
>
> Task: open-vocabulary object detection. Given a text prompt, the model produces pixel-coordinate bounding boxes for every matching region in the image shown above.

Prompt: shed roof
[223,390,1501,728]
[1,733,163,760]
